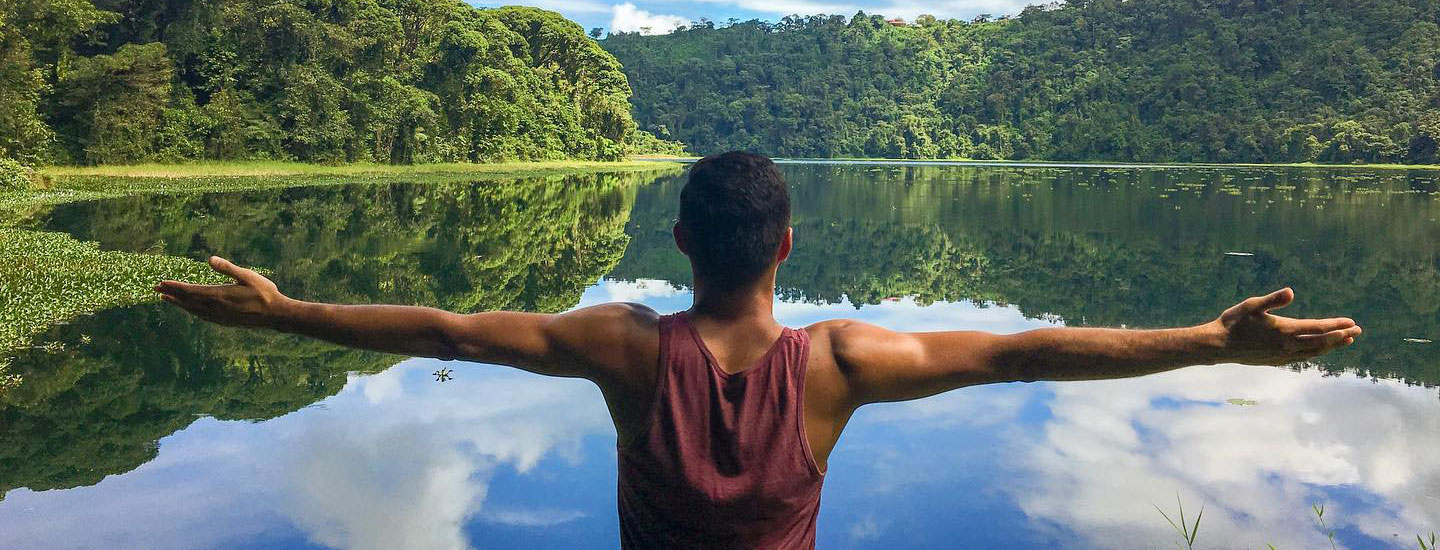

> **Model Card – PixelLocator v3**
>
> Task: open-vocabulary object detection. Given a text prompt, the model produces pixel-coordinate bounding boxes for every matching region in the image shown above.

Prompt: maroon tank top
[617,311,825,550]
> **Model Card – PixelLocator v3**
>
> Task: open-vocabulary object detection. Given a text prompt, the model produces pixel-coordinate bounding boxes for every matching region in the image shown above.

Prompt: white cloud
[596,278,682,303]
[285,425,482,550]
[0,362,615,550]
[353,367,404,404]
[610,2,689,35]
[1008,366,1440,548]
[480,506,589,526]
[281,365,613,550]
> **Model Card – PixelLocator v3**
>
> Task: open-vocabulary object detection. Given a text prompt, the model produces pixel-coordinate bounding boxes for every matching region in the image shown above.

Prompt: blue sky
[468,1,1039,35]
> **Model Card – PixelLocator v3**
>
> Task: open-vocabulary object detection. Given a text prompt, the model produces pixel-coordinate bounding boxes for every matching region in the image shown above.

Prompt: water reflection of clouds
[1012,366,1440,549]
[285,366,612,550]
[1,280,1436,550]
[0,361,615,550]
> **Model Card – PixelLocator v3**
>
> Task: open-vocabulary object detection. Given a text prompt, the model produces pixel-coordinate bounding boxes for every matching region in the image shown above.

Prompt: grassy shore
[6,159,681,210]
[40,159,676,178]
[0,159,683,387]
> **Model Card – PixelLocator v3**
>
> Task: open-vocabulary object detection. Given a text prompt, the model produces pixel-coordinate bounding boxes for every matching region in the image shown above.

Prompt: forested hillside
[0,0,636,167]
[604,0,1440,164]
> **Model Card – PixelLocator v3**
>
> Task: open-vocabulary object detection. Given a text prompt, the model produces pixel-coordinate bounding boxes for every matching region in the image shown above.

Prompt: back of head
[679,151,791,290]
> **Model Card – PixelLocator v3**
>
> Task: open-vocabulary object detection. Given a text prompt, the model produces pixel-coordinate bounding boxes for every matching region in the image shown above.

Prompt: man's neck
[689,275,778,326]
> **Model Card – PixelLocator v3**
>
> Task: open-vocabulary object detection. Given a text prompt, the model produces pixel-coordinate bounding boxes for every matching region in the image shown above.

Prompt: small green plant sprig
[1312,503,1337,550]
[1155,494,1204,550]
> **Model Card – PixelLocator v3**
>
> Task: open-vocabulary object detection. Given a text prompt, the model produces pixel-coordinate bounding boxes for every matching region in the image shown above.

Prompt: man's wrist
[1190,320,1230,363]
[266,296,308,332]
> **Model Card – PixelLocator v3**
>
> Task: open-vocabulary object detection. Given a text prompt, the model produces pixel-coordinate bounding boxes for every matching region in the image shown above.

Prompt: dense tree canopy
[0,0,638,166]
[604,0,1440,164]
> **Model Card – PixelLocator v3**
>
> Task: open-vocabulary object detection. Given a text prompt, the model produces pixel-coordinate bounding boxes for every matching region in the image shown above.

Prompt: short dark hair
[679,151,791,289]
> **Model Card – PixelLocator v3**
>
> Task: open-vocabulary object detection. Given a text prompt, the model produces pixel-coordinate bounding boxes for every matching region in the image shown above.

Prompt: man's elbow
[986,335,1044,383]
[422,314,475,361]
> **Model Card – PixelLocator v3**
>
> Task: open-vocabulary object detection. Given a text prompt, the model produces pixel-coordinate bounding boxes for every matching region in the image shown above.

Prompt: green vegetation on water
[0,229,227,379]
[603,0,1440,165]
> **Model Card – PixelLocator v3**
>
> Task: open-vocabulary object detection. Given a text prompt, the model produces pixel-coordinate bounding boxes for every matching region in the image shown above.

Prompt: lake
[1,162,1438,549]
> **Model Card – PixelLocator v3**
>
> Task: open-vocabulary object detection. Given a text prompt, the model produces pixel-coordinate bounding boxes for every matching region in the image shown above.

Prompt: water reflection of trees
[614,165,1440,385]
[5,164,1437,498]
[0,173,649,496]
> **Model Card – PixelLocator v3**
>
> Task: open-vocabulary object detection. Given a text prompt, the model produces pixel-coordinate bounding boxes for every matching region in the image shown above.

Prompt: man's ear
[777,227,793,263]
[672,222,690,256]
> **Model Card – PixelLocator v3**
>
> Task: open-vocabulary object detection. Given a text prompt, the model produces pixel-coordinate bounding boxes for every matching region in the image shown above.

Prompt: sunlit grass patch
[40,159,678,180]
[0,228,227,360]
[0,161,685,212]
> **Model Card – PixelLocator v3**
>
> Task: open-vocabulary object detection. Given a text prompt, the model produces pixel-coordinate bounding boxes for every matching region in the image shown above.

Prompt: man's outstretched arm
[155,257,656,381]
[827,288,1362,405]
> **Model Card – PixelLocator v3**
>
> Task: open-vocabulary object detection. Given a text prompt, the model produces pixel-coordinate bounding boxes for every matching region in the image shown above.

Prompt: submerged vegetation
[604,0,1440,165]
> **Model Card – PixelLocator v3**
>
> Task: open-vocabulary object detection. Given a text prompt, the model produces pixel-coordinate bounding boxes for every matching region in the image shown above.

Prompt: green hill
[603,0,1440,164]
[0,1,636,166]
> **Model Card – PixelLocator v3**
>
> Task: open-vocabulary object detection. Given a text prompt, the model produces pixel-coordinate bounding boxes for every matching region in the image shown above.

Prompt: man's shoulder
[804,318,890,344]
[548,302,661,382]
[561,302,661,343]
[803,318,894,367]
[578,301,662,323]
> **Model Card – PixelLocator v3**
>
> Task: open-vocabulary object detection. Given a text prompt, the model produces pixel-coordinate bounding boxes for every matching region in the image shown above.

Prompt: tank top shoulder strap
[657,311,689,363]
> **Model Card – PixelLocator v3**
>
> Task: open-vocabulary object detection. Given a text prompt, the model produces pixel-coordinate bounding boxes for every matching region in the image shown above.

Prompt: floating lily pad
[1226,398,1259,406]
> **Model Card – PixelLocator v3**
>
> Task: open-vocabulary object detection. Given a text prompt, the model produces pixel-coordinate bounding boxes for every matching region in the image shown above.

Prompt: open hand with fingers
[154,256,290,328]
[1212,288,1362,366]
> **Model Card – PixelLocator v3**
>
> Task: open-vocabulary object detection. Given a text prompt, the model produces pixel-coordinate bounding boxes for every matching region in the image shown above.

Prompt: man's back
[594,306,857,475]
[617,311,821,549]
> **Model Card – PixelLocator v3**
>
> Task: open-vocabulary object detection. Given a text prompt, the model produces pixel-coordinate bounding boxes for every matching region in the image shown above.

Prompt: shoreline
[5,160,685,211]
[40,159,683,179]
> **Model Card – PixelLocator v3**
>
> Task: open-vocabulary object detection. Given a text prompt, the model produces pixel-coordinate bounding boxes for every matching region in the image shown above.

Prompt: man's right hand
[155,256,289,329]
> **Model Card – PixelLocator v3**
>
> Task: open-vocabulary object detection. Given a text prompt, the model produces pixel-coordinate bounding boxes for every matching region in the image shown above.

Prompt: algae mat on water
[0,228,227,380]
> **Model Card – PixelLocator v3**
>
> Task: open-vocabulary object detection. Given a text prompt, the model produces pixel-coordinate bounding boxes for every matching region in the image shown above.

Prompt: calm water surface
[2,163,1439,549]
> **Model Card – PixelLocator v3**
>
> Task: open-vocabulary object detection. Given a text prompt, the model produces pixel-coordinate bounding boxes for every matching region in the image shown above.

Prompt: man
[156,151,1362,549]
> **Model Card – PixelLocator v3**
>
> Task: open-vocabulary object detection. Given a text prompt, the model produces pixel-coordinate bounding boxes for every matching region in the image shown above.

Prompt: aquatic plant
[0,228,227,360]
[1154,495,1204,550]
[1312,503,1338,550]
[0,158,32,191]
